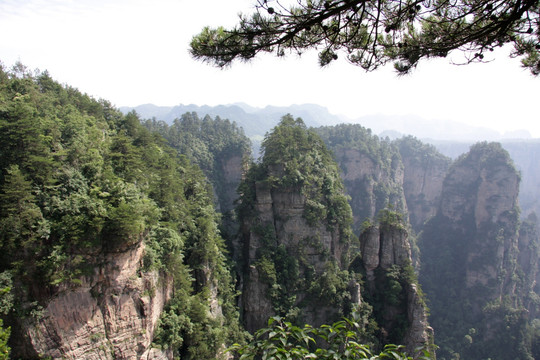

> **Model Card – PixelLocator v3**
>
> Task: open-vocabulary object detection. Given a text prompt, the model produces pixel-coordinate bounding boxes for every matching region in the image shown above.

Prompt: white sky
[1,0,539,136]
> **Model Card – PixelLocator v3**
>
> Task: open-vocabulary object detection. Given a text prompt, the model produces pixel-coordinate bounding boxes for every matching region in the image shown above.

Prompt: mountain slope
[0,66,241,359]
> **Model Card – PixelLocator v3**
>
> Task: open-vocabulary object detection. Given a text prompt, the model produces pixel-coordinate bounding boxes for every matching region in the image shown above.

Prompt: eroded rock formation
[419,142,537,360]
[241,166,351,331]
[14,241,173,360]
[360,221,433,357]
[334,147,407,231]
[396,137,451,232]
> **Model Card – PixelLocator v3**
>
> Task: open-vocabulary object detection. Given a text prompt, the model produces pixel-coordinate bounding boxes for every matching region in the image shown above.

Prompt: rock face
[216,154,244,214]
[238,117,359,333]
[497,141,540,221]
[419,142,536,360]
[361,224,410,277]
[333,147,407,232]
[241,170,350,331]
[15,241,173,360]
[396,137,451,232]
[360,221,433,357]
[517,214,540,319]
[429,139,540,222]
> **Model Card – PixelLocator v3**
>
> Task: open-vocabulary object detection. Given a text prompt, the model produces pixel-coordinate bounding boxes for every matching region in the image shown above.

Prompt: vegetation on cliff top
[0,63,242,359]
[237,115,358,322]
[143,112,251,207]
[240,115,354,240]
[315,124,406,232]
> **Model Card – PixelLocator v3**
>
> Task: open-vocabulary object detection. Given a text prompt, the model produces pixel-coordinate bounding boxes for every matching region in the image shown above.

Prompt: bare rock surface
[333,148,407,231]
[24,241,173,360]
[360,224,432,356]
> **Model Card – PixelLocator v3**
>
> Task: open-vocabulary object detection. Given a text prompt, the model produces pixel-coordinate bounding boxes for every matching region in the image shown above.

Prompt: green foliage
[394,136,451,169]
[452,141,519,180]
[0,165,47,270]
[142,112,251,213]
[316,125,393,169]
[191,0,540,75]
[316,124,407,233]
[0,319,9,360]
[143,226,184,271]
[378,208,405,230]
[0,271,12,359]
[362,263,418,346]
[0,64,243,358]
[261,116,354,238]
[229,314,433,360]
[307,261,351,305]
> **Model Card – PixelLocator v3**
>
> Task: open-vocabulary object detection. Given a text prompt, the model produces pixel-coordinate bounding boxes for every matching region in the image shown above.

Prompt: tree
[190,0,540,75]
[229,314,432,359]
[0,165,47,266]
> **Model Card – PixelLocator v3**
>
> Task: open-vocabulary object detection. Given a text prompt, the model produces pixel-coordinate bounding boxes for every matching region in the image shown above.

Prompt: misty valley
[0,65,539,360]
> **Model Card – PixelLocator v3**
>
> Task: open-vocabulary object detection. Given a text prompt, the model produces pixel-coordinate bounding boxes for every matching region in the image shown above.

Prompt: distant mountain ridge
[120,103,533,142]
[120,103,344,139]
[121,103,540,218]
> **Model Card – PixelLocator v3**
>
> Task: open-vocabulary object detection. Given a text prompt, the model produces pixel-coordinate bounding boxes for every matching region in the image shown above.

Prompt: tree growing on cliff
[191,0,540,75]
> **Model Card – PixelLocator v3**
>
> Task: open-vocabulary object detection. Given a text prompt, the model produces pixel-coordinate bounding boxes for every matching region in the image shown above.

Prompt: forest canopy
[0,63,243,359]
[191,0,540,75]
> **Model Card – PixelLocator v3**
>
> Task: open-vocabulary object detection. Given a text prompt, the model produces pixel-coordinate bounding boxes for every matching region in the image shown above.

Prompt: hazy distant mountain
[353,113,532,142]
[121,103,532,143]
[120,103,344,138]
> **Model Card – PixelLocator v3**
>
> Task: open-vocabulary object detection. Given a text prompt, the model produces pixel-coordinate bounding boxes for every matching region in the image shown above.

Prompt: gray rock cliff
[418,142,536,359]
[15,241,173,360]
[360,220,433,357]
[395,137,451,232]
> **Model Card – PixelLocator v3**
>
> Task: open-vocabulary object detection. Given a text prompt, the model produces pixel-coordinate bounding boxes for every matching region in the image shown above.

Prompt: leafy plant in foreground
[229,314,433,360]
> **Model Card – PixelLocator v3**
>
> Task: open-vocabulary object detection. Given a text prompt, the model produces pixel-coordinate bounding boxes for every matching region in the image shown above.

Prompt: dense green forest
[2,61,539,360]
[142,112,251,208]
[142,113,251,243]
[0,64,243,359]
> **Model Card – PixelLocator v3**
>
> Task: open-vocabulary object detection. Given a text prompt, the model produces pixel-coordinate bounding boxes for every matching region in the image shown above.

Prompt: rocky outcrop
[333,147,407,233]
[241,174,350,331]
[16,241,173,360]
[418,142,534,360]
[429,139,540,222]
[396,137,450,232]
[361,225,410,275]
[238,117,358,333]
[315,125,408,234]
[402,283,434,358]
[216,154,244,214]
[360,222,433,356]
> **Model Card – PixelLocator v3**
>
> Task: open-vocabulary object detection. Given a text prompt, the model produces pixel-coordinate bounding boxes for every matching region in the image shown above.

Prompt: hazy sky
[1,0,539,136]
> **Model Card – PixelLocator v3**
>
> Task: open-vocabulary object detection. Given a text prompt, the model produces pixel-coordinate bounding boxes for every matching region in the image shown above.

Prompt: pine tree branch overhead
[190,0,540,75]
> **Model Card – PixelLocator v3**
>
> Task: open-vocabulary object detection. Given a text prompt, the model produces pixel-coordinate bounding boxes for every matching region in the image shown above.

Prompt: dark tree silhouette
[191,0,540,75]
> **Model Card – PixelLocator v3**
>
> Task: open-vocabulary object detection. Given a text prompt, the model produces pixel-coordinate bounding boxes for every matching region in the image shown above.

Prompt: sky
[1,0,539,137]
